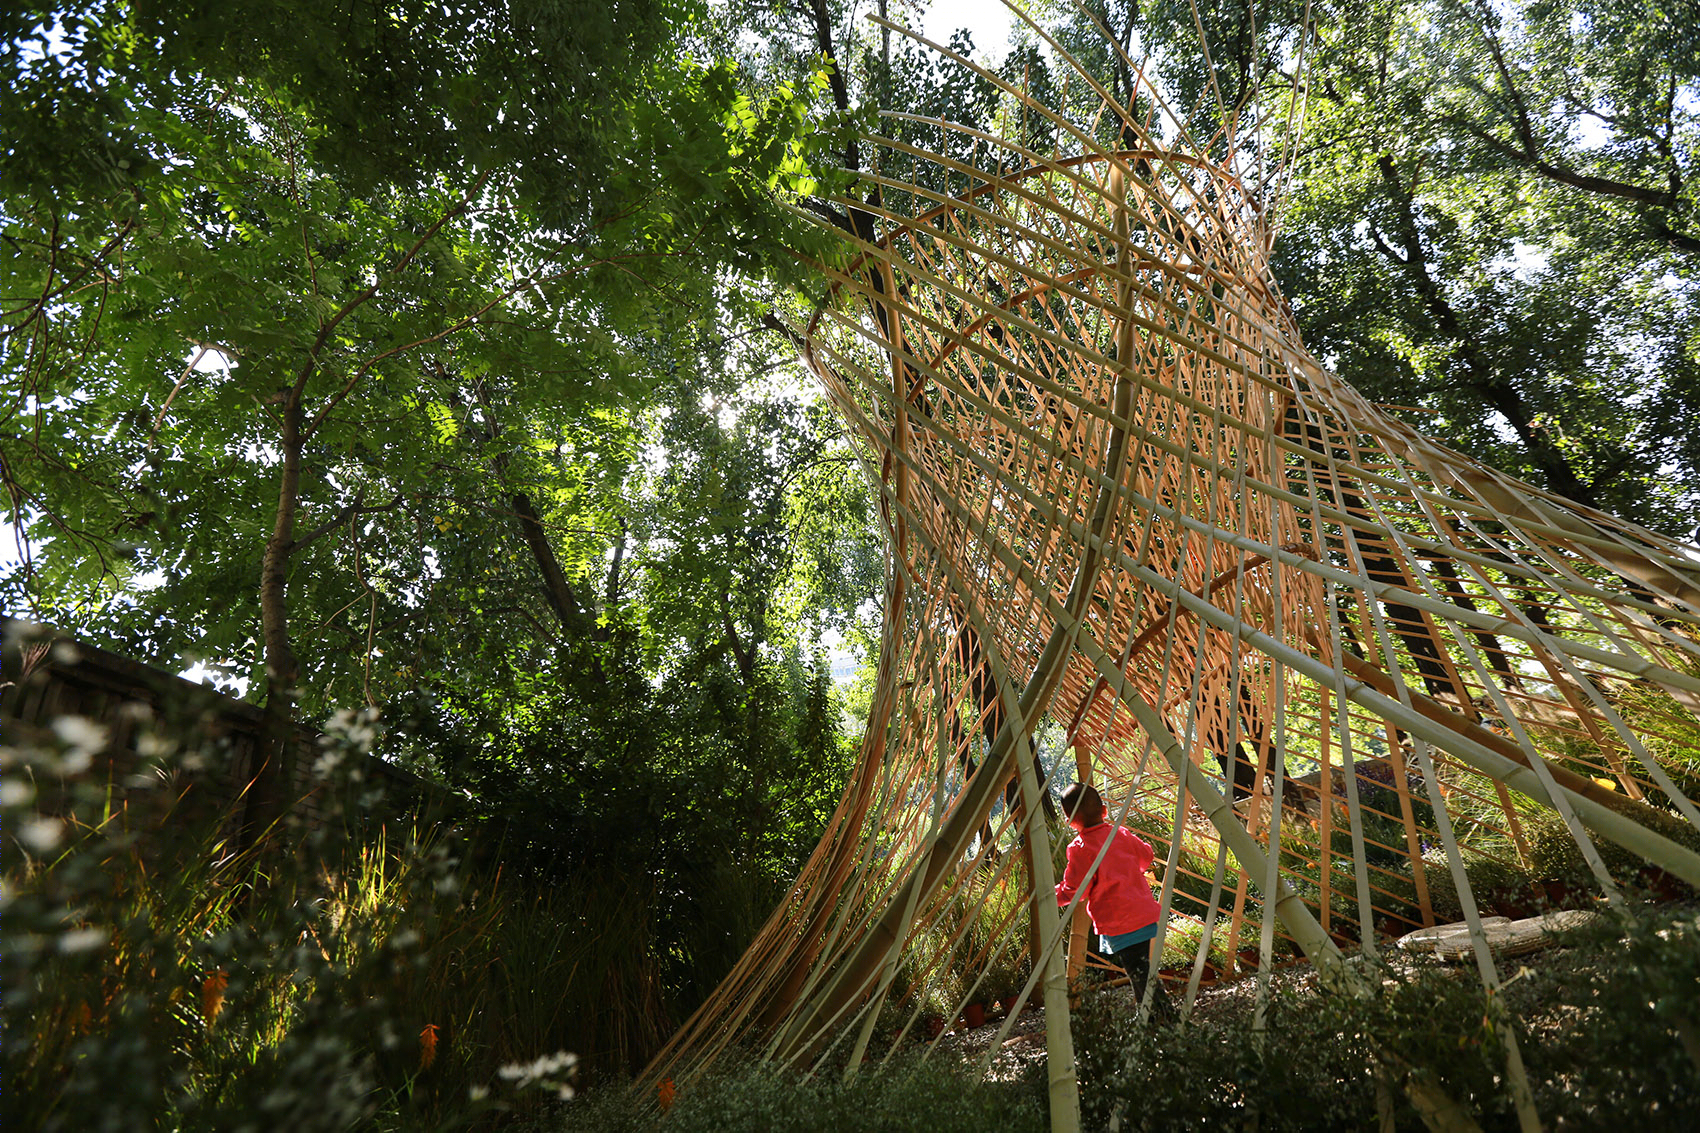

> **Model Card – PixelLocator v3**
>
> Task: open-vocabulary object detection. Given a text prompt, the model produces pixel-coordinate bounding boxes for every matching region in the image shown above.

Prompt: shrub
[1073,901,1700,1131]
[1071,966,1516,1132]
[4,712,584,1132]
[1420,848,1541,922]
[1507,903,1700,1127]
[1524,811,1645,892]
[1158,913,1272,973]
[557,1060,1046,1133]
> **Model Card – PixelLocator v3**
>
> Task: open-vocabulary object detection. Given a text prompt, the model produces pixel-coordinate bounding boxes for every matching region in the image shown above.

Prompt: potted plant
[980,955,1025,1016]
[921,964,965,1038]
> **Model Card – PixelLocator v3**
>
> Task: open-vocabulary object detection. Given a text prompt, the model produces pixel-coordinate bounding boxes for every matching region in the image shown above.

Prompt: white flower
[321,707,383,753]
[58,928,108,953]
[51,716,109,759]
[136,732,175,759]
[497,1050,579,1087]
[19,817,63,853]
[1,779,34,808]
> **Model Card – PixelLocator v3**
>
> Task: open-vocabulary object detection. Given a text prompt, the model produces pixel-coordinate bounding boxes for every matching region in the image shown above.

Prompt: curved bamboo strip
[641,11,1700,1130]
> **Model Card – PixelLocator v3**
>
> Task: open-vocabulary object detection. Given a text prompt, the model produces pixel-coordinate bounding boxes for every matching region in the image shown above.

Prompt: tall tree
[3,1,831,726]
[2,3,853,853]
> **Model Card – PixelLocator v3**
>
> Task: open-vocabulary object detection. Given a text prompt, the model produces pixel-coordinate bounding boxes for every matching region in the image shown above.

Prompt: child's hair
[1058,782,1105,826]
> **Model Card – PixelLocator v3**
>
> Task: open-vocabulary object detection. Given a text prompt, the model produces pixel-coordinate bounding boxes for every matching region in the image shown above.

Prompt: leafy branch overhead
[2,0,860,722]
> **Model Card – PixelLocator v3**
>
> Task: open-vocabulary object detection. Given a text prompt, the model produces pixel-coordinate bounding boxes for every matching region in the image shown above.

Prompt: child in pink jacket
[1055,782,1174,1018]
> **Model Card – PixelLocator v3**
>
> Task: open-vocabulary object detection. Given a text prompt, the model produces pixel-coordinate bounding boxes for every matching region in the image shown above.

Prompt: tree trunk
[471,381,602,647]
[249,395,305,853]
[1371,154,1599,510]
[508,488,596,639]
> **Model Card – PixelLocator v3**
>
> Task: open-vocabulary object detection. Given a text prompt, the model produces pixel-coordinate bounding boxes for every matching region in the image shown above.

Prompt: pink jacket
[1055,824,1161,935]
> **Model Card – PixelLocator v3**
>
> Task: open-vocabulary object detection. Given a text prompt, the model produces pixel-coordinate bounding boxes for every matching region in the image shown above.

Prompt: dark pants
[1111,939,1176,1021]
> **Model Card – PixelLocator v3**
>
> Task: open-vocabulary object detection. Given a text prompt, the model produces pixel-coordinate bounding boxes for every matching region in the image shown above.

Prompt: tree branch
[1369,153,1598,508]
[1453,118,1677,206]
[721,591,754,679]
[472,382,599,639]
[290,491,408,555]
[290,169,494,412]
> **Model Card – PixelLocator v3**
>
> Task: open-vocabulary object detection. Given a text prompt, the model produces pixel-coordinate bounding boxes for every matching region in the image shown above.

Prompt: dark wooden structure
[2,620,428,839]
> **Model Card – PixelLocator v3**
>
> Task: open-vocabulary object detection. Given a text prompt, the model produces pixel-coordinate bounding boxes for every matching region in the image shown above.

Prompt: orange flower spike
[419,1023,440,1071]
[658,1078,676,1112]
[201,969,229,1026]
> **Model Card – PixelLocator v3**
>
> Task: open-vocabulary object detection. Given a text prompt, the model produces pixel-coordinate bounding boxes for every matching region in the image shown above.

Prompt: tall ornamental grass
[3,709,659,1132]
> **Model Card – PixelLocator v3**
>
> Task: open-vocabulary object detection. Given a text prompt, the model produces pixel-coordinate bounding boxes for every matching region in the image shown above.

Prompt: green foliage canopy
[2,0,845,715]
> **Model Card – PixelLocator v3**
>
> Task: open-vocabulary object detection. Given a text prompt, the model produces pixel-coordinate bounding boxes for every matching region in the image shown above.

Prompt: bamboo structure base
[643,11,1700,1130]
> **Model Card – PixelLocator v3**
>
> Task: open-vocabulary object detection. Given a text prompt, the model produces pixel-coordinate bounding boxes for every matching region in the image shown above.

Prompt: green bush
[1158,913,1273,973]
[1508,904,1700,1128]
[1524,811,1645,892]
[5,713,591,1132]
[557,1060,1046,1133]
[556,904,1700,1133]
[1071,902,1700,1131]
[874,865,1034,1030]
[1420,848,1541,922]
[1072,965,1515,1132]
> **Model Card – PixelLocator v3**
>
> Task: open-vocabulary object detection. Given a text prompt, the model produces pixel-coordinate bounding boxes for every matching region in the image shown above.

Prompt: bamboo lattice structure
[643,11,1700,1129]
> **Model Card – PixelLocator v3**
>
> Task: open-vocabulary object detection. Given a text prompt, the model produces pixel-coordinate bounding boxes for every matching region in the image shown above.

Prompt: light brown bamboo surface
[638,11,1700,1127]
